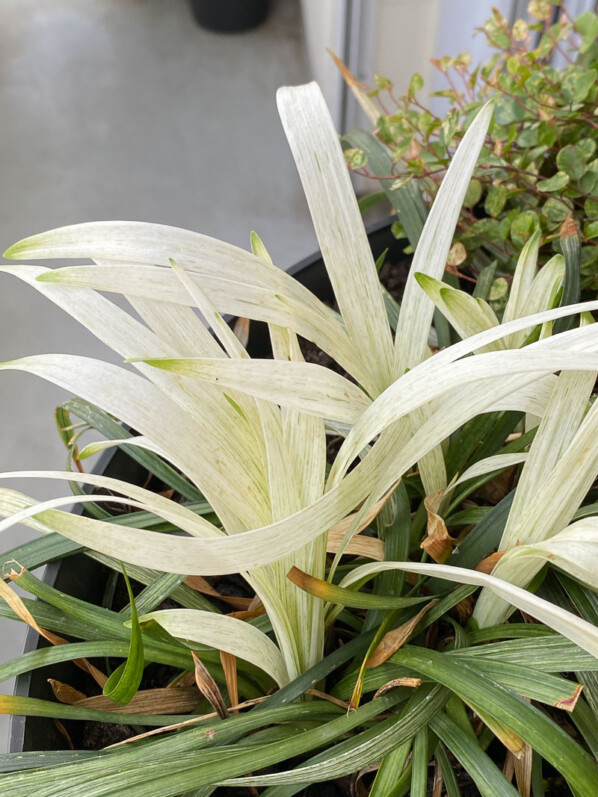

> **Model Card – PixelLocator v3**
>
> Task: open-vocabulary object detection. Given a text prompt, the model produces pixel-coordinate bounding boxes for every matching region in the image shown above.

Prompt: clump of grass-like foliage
[0,80,597,796]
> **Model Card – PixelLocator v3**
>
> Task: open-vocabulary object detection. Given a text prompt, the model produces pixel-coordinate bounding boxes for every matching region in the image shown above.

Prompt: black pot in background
[9,218,405,755]
[189,0,270,33]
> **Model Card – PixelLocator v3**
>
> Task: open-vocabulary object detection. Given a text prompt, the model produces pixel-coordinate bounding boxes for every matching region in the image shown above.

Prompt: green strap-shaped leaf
[410,726,429,797]
[102,565,144,705]
[0,691,406,796]
[554,219,582,335]
[62,398,205,503]
[0,695,195,727]
[343,128,427,248]
[430,711,518,797]
[369,738,412,797]
[394,646,598,795]
[287,566,430,610]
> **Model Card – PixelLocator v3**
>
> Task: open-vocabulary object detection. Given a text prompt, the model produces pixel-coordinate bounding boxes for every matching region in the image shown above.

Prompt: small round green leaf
[464,179,483,208]
[556,145,586,181]
[537,171,570,192]
[343,148,367,169]
[484,184,508,218]
[488,277,509,301]
[584,197,598,218]
[584,220,598,239]
[510,210,539,247]
[578,139,597,162]
[375,73,393,90]
[542,197,573,226]
[575,12,598,53]
[408,73,424,97]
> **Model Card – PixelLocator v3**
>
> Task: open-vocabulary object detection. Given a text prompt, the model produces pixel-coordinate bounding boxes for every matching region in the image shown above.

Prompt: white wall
[299,0,347,127]
[300,0,598,133]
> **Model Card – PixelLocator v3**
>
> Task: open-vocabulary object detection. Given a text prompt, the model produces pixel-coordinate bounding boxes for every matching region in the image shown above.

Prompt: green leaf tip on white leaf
[3,241,28,260]
[250,231,272,262]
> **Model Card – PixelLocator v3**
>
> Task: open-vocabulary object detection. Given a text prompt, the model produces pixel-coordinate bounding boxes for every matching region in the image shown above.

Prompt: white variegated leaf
[142,357,371,424]
[0,471,221,538]
[340,560,598,660]
[140,609,289,686]
[277,82,394,397]
[453,453,528,488]
[394,101,494,375]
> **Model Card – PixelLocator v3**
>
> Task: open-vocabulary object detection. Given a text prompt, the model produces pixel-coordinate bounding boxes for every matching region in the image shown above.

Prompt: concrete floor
[0,0,316,752]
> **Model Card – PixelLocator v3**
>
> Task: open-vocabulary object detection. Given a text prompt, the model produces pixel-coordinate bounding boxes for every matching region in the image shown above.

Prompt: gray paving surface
[0,0,315,752]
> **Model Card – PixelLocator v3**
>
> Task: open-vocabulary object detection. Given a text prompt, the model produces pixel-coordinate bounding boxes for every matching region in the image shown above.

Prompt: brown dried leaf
[432,759,444,797]
[2,563,59,642]
[329,489,396,540]
[233,317,250,348]
[373,678,422,699]
[248,594,263,611]
[560,215,578,239]
[454,594,475,623]
[514,742,533,797]
[327,50,380,125]
[326,530,385,561]
[475,550,505,574]
[367,601,437,668]
[48,679,87,705]
[53,719,75,750]
[192,651,229,720]
[305,689,350,709]
[105,696,269,748]
[474,467,516,504]
[183,575,252,610]
[173,671,196,688]
[226,608,266,621]
[421,491,455,563]
[75,686,201,714]
[504,750,515,782]
[555,683,583,712]
[327,483,399,561]
[220,651,238,710]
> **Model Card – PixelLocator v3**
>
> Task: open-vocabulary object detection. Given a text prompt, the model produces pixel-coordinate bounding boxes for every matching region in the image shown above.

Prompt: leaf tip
[555,683,583,713]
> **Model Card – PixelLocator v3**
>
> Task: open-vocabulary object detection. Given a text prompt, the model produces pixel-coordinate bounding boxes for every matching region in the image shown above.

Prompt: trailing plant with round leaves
[0,81,597,794]
[337,0,598,294]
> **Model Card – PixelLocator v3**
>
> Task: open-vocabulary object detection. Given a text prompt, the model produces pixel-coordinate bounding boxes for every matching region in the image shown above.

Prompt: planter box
[189,0,270,33]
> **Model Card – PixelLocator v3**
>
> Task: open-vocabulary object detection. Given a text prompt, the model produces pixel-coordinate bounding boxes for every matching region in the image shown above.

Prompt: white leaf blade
[341,560,598,660]
[330,347,598,485]
[454,453,528,488]
[394,101,494,374]
[140,609,289,686]
[0,354,269,530]
[0,470,222,538]
[277,82,394,396]
[142,357,371,424]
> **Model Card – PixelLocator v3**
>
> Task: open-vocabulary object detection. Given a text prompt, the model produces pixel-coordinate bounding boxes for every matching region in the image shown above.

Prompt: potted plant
[336,1,598,301]
[0,81,597,796]
[189,0,270,33]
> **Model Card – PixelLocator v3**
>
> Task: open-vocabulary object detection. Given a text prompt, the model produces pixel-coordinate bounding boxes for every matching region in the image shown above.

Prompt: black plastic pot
[189,0,270,33]
[9,218,405,756]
